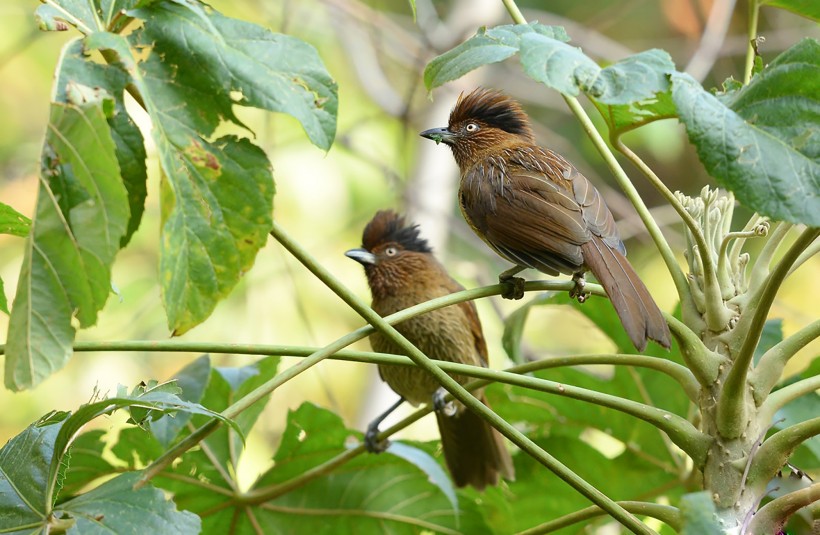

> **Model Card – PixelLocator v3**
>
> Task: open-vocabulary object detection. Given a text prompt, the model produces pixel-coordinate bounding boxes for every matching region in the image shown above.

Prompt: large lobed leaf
[0,384,223,534]
[671,38,820,226]
[4,82,129,390]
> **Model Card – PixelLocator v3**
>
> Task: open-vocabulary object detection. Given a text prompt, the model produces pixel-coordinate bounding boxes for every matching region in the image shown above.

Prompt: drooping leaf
[59,430,116,498]
[85,31,276,335]
[424,23,569,91]
[55,39,147,248]
[150,355,212,446]
[5,77,129,390]
[56,472,201,534]
[761,0,820,21]
[671,39,820,225]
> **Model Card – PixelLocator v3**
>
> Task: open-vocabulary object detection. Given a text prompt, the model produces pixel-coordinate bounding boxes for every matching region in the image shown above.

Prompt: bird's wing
[444,277,490,368]
[561,161,625,254]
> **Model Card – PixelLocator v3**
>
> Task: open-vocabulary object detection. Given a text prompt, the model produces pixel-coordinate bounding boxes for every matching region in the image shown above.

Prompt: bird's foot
[570,273,589,303]
[500,276,526,300]
[364,423,390,453]
[432,388,457,417]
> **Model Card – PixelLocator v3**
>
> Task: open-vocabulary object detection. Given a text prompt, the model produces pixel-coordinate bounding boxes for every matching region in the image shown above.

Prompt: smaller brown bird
[346,210,514,490]
[420,88,671,351]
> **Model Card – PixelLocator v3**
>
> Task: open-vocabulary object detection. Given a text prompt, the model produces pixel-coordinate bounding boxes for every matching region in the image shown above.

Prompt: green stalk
[743,0,760,84]
[611,139,695,303]
[746,417,820,492]
[748,483,820,535]
[518,502,682,534]
[760,374,820,425]
[272,222,656,535]
[751,319,820,405]
[718,227,820,438]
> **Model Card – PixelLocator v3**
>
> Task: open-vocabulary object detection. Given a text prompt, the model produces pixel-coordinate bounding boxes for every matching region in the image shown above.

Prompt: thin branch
[517,501,682,534]
[743,0,760,84]
[717,227,820,438]
[760,375,820,425]
[666,315,723,387]
[747,483,820,535]
[751,319,820,406]
[271,221,655,534]
[746,418,820,495]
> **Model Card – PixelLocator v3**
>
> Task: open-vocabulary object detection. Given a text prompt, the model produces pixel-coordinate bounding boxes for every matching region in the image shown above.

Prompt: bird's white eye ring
[384,247,398,256]
[465,123,479,132]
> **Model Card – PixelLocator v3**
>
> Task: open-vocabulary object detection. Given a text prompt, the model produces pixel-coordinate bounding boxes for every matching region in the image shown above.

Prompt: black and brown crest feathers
[361,210,432,253]
[449,88,535,141]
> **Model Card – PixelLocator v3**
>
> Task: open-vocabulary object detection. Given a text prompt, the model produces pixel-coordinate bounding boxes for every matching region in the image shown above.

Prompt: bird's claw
[570,273,589,303]
[432,388,457,417]
[500,276,526,300]
[364,424,390,453]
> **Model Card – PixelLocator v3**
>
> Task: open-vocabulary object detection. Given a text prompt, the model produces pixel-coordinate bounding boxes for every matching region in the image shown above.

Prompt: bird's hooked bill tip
[419,127,454,145]
[344,248,376,265]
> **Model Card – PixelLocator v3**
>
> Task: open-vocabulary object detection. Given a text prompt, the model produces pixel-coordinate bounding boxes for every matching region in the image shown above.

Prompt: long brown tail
[436,392,514,490]
[581,235,671,351]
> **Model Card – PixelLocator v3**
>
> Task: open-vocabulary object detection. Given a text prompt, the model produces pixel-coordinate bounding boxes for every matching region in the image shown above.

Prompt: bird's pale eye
[465,123,479,133]
[384,246,398,257]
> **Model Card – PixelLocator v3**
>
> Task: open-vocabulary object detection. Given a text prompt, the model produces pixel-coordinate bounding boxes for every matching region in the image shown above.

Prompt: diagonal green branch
[518,501,682,534]
[747,482,820,535]
[760,375,820,425]
[717,227,820,438]
[746,417,820,493]
[271,222,656,535]
[751,319,820,405]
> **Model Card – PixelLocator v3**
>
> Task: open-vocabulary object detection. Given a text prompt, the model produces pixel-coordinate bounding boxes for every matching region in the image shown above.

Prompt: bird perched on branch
[346,210,514,490]
[420,88,671,352]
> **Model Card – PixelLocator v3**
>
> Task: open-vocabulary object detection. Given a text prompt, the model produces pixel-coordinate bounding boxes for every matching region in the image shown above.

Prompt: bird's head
[420,88,535,168]
[345,210,434,296]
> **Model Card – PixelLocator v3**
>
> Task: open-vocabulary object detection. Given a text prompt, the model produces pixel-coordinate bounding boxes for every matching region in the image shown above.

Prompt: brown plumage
[346,210,514,490]
[420,88,671,351]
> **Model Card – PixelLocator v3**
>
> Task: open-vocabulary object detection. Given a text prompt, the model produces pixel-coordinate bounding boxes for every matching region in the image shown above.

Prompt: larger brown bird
[420,88,670,351]
[346,210,514,490]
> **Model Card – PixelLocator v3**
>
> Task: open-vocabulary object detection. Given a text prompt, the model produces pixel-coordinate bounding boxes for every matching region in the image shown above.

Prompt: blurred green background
[0,0,817,491]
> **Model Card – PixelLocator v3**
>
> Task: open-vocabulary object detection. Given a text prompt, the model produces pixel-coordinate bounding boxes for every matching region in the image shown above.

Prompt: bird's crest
[449,88,535,141]
[361,210,432,253]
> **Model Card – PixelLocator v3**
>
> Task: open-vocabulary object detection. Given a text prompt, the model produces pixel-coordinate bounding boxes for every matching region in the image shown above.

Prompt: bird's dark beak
[420,127,457,145]
[345,248,377,266]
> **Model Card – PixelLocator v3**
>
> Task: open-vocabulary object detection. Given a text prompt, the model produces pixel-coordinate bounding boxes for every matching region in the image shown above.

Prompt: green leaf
[5,81,129,390]
[0,411,68,530]
[593,89,677,137]
[679,492,721,535]
[59,430,115,498]
[129,1,337,150]
[86,32,276,335]
[55,39,148,248]
[520,38,673,104]
[385,441,458,512]
[0,201,31,237]
[761,0,820,21]
[424,23,569,91]
[0,279,7,316]
[671,39,820,225]
[773,392,820,467]
[754,319,783,365]
[34,1,99,34]
[150,355,212,446]
[56,473,200,534]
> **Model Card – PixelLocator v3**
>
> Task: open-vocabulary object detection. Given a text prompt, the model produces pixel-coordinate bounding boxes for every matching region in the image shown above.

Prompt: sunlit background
[1,0,817,498]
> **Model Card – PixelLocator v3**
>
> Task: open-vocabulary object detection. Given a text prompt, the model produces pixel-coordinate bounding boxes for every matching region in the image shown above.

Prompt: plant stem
[743,0,760,84]
[746,417,820,493]
[518,502,682,534]
[666,315,723,387]
[272,221,655,535]
[717,227,820,438]
[751,318,820,405]
[760,374,820,424]
[748,482,820,535]
[611,140,694,301]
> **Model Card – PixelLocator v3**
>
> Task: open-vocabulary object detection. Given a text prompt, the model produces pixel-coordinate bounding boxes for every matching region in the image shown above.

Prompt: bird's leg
[570,272,589,303]
[432,387,457,417]
[364,397,405,453]
[499,265,526,300]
